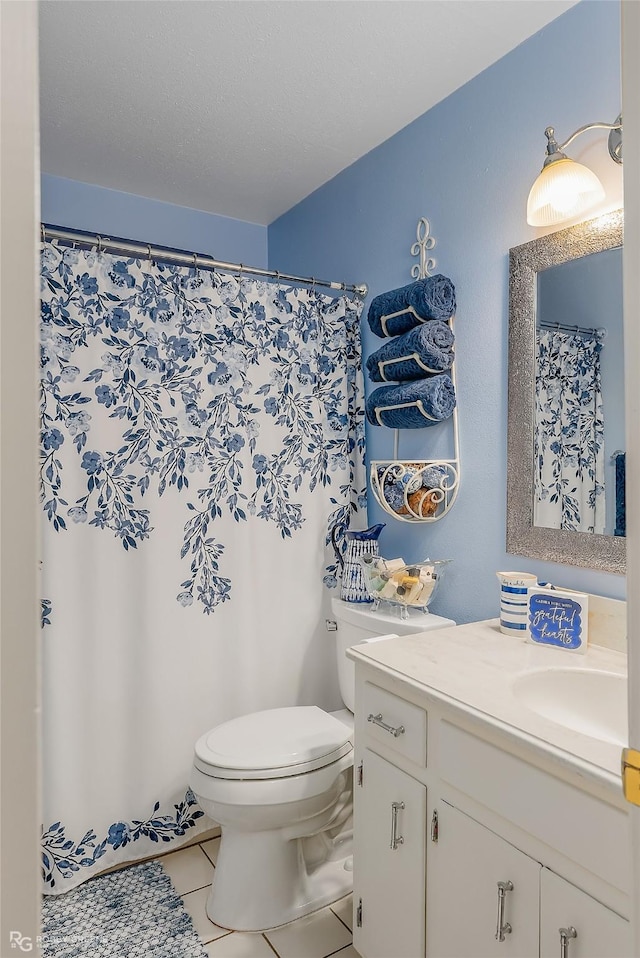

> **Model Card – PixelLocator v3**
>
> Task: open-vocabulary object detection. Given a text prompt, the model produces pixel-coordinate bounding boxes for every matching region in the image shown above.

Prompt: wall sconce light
[526,114,622,227]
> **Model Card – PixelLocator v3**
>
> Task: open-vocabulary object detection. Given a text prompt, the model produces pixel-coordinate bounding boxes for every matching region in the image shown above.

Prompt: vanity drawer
[363,682,427,766]
[438,721,630,895]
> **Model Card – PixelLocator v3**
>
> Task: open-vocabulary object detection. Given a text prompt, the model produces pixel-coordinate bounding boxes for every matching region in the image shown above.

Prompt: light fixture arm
[543,115,622,166]
[558,120,620,152]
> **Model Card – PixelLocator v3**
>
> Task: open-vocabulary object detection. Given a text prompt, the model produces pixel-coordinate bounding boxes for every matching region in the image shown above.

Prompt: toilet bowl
[192,706,354,931]
[191,597,455,931]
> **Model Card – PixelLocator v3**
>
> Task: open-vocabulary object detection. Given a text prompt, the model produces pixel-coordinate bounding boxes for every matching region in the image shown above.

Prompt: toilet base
[205,827,353,932]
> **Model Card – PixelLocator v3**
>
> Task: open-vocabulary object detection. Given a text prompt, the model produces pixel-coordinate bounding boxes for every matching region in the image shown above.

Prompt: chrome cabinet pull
[367,712,405,738]
[430,808,439,843]
[495,880,514,942]
[390,801,405,849]
[559,926,577,958]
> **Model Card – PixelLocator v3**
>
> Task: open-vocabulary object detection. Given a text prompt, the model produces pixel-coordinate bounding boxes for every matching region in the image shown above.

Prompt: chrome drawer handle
[495,880,513,942]
[559,926,577,958]
[367,712,405,738]
[390,801,405,849]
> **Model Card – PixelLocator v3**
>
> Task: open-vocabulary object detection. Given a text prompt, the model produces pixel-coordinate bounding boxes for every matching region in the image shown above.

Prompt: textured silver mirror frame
[507,208,625,575]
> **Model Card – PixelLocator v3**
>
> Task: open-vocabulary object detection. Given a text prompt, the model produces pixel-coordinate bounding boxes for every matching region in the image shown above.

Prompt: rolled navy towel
[366,322,454,382]
[367,274,456,338]
[366,374,456,428]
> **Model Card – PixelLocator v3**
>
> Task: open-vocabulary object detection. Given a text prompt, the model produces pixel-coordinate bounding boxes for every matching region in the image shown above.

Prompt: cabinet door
[353,747,427,958]
[540,868,631,958]
[428,802,540,958]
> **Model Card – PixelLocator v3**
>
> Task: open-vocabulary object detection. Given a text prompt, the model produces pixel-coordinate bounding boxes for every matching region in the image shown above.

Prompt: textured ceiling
[39,0,578,226]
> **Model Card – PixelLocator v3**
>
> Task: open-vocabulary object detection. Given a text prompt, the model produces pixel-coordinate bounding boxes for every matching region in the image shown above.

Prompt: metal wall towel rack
[41,224,368,299]
[369,217,460,523]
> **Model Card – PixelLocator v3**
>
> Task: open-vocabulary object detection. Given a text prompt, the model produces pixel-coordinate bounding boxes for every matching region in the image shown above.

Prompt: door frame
[622,0,640,953]
[0,0,41,952]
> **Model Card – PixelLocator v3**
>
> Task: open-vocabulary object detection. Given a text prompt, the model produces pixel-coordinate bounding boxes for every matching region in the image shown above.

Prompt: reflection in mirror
[534,248,624,536]
[507,208,625,575]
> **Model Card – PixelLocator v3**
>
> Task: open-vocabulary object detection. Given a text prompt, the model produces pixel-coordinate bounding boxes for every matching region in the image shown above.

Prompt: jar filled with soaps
[359,556,451,618]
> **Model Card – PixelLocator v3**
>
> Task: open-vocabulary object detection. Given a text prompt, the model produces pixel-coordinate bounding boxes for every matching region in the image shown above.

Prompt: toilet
[190,596,455,932]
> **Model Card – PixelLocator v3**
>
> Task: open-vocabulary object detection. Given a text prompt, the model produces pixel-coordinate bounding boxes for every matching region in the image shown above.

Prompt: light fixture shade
[526,157,605,227]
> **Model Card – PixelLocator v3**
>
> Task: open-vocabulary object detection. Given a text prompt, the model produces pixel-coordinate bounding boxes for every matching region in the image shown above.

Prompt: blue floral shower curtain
[534,328,605,533]
[40,241,366,893]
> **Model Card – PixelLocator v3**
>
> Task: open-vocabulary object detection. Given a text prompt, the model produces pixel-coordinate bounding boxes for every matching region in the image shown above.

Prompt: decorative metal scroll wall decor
[369,218,460,523]
[506,208,625,574]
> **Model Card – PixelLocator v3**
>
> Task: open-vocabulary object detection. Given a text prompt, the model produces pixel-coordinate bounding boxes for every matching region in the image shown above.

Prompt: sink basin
[512,668,627,746]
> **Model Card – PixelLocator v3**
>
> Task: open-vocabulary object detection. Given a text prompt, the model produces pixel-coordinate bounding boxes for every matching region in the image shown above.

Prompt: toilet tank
[329,597,456,712]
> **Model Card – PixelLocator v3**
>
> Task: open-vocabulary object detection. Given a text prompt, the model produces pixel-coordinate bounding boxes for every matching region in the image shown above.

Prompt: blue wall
[268,1,624,624]
[41,174,268,268]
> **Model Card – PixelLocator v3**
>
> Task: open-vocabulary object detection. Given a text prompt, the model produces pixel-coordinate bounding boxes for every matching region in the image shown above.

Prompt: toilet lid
[194,706,353,780]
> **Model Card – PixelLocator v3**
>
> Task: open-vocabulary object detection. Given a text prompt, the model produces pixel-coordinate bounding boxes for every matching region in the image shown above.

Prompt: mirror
[536,247,624,536]
[507,209,625,574]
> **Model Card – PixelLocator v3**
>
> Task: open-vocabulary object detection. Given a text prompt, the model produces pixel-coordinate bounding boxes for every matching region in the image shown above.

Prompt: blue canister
[496,571,537,634]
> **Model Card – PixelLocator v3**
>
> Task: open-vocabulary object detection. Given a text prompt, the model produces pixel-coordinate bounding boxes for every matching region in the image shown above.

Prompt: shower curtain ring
[192,252,198,270]
[147,245,152,262]
[237,263,244,284]
[276,270,281,289]
[41,224,46,244]
[96,235,103,253]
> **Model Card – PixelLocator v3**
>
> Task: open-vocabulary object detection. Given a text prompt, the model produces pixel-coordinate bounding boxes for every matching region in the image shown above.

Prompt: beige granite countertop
[347,618,627,792]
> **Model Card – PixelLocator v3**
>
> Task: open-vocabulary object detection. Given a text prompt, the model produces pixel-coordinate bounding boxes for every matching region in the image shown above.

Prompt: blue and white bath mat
[41,860,208,957]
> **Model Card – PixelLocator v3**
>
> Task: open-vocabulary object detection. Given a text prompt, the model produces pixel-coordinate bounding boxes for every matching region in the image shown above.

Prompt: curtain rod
[539,320,606,338]
[41,224,369,299]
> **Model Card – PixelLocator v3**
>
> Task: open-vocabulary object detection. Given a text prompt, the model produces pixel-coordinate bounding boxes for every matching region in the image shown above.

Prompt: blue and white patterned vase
[339,524,385,603]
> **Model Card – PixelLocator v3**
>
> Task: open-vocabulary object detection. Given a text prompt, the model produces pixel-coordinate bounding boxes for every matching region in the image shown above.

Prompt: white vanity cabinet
[353,682,428,958]
[353,749,426,958]
[430,803,631,958]
[539,868,631,958]
[348,620,633,958]
[429,802,540,958]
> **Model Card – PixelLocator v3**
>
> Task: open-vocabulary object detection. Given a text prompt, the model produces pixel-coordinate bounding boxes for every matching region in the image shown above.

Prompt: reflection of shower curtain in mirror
[534,328,605,533]
[39,241,366,894]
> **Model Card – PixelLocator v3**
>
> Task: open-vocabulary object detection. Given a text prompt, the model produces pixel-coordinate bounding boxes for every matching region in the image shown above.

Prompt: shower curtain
[534,328,605,533]
[40,241,366,894]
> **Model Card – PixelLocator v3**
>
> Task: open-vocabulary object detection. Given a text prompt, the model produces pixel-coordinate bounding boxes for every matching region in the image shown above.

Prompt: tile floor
[157,839,360,958]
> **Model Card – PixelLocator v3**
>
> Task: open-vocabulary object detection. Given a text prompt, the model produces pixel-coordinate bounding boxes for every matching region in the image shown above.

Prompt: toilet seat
[194,706,353,780]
